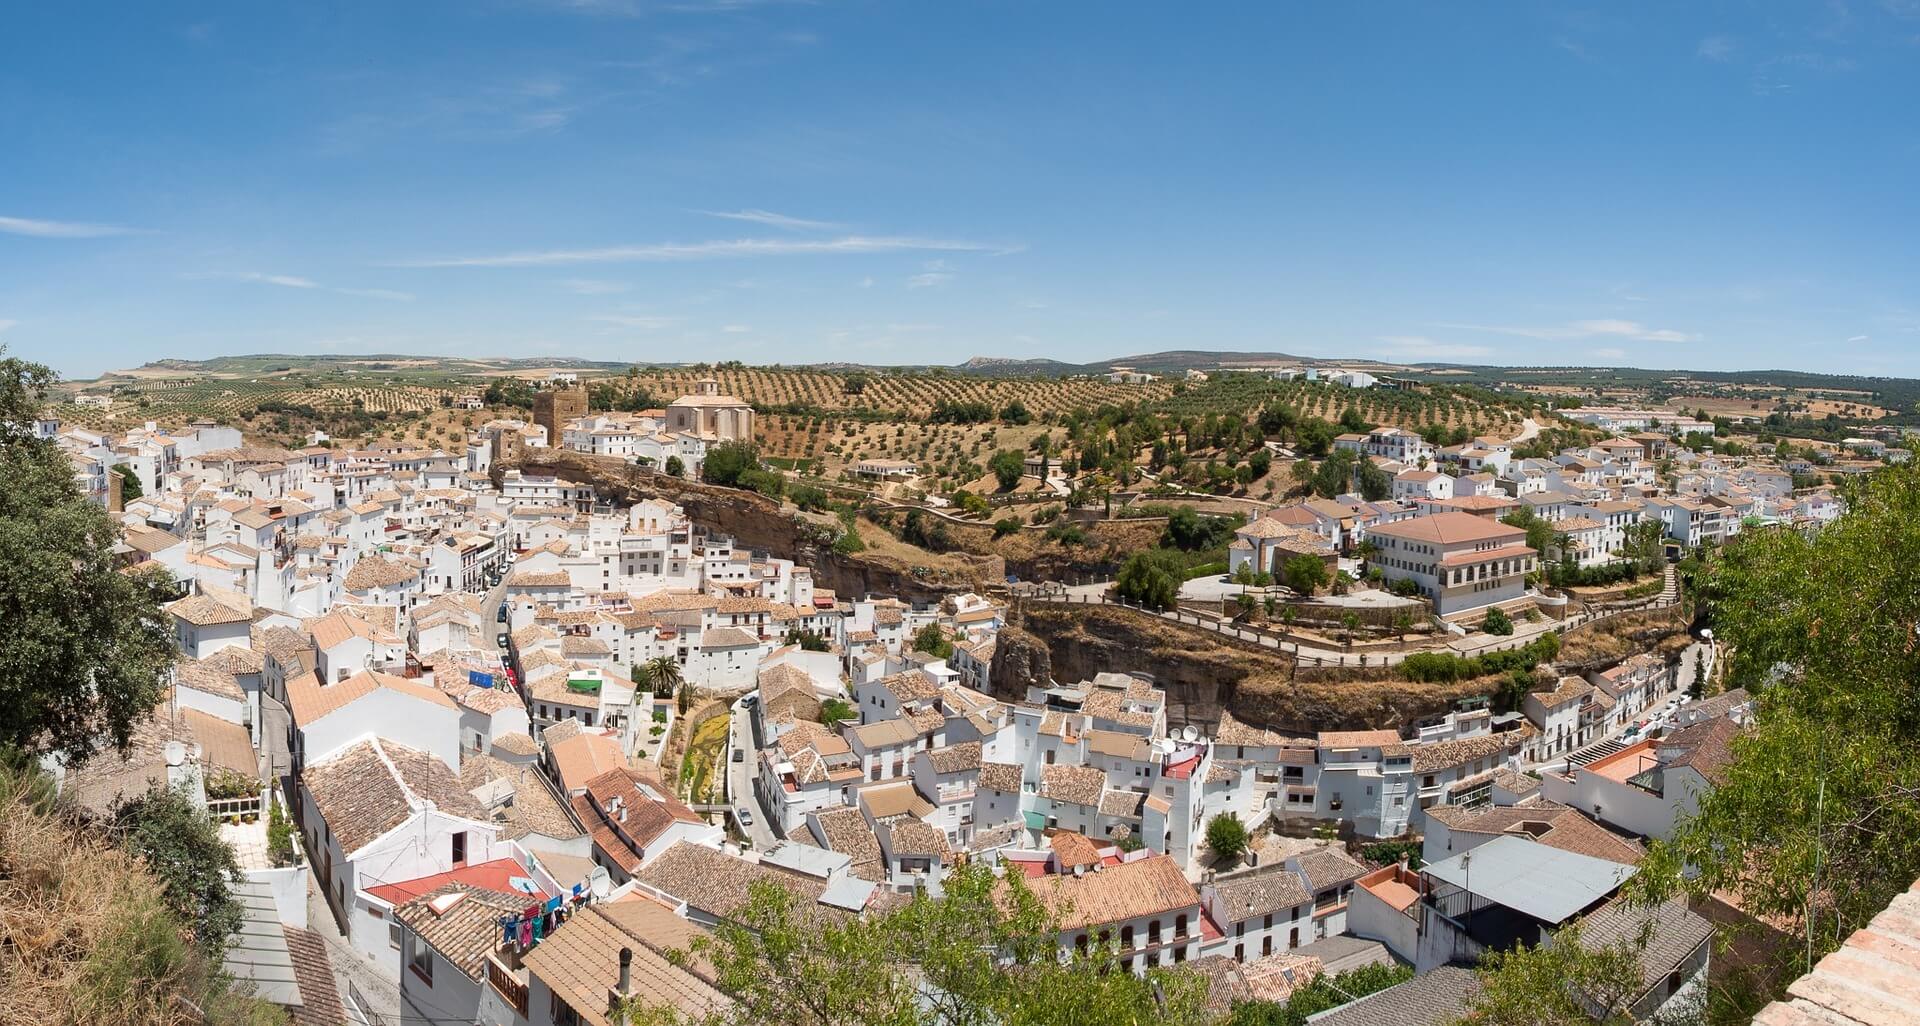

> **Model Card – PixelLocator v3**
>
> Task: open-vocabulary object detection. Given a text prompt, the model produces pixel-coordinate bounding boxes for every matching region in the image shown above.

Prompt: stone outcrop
[1008,603,1494,734]
[987,624,1052,695]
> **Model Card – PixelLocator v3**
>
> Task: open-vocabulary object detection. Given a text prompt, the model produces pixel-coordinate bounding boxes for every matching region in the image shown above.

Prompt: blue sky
[3,1,1918,380]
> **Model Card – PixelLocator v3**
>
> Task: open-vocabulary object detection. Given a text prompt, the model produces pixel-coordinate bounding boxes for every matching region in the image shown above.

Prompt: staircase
[1568,736,1630,767]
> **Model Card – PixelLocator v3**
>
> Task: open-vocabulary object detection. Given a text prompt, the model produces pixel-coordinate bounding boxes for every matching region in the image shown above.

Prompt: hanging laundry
[518,917,533,947]
[544,895,562,915]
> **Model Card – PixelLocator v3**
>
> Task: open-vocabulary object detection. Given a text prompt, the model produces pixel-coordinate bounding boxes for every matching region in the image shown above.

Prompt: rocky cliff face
[1005,603,1493,734]
[507,452,996,603]
[987,624,1053,694]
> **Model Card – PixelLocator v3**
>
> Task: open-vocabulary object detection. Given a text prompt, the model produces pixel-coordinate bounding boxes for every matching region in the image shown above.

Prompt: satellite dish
[163,741,187,767]
[1181,725,1198,742]
[589,865,612,899]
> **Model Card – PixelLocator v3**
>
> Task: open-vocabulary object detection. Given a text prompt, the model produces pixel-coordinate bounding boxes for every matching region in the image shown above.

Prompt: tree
[1355,458,1391,501]
[1686,647,1706,700]
[1311,450,1356,498]
[703,441,760,487]
[820,698,856,726]
[113,463,143,501]
[111,782,245,950]
[618,862,1214,1026]
[664,455,685,478]
[1162,507,1237,551]
[1229,962,1414,1026]
[912,623,953,660]
[0,351,179,764]
[842,372,869,395]
[988,449,1025,491]
[1206,813,1249,864]
[1633,463,1920,1007]
[998,399,1032,425]
[639,656,682,700]
[1115,551,1180,610]
[1482,606,1514,635]
[1450,926,1645,1026]
[1282,554,1329,596]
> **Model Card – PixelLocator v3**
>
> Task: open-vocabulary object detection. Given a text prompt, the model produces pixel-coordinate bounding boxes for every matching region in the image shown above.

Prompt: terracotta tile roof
[342,555,418,591]
[549,731,629,794]
[886,819,952,862]
[175,657,246,702]
[978,761,1023,793]
[1310,965,1482,1026]
[1211,866,1313,921]
[809,806,884,882]
[1491,766,1541,796]
[1040,764,1107,808]
[1294,846,1371,893]
[1317,729,1401,749]
[286,669,456,726]
[632,842,832,920]
[1214,711,1288,748]
[1404,732,1522,773]
[1660,716,1740,786]
[925,741,981,774]
[521,902,729,1026]
[302,738,487,855]
[569,767,704,873]
[1752,878,1920,1026]
[180,708,257,778]
[1099,789,1147,818]
[1580,896,1714,1000]
[1531,675,1596,710]
[308,610,399,650]
[859,780,935,821]
[392,884,525,982]
[1019,855,1199,932]
[168,592,252,626]
[1047,830,1103,870]
[1426,801,1644,865]
[700,626,760,648]
[458,753,582,841]
[281,925,348,1026]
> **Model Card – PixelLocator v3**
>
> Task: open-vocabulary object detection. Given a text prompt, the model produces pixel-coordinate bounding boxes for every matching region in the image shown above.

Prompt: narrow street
[725,695,780,850]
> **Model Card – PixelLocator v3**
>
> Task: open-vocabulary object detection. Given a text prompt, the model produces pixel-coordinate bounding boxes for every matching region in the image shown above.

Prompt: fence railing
[347,981,389,1026]
[207,795,262,822]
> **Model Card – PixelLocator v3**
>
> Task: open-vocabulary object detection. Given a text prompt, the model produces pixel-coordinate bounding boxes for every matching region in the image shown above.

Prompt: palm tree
[635,655,679,697]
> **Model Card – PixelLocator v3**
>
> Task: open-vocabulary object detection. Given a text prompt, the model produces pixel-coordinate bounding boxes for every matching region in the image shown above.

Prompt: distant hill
[954,349,1407,378]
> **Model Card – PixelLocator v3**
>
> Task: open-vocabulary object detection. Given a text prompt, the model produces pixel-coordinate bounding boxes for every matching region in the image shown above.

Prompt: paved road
[305,868,400,1025]
[725,695,779,850]
[1509,416,1544,444]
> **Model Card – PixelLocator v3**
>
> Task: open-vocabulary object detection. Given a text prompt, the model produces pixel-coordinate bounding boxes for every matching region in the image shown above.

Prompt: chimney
[608,947,633,1012]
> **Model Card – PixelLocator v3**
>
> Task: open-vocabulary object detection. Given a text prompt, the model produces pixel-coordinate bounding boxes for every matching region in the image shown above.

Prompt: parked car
[496,633,510,648]
[736,807,754,827]
[496,606,509,623]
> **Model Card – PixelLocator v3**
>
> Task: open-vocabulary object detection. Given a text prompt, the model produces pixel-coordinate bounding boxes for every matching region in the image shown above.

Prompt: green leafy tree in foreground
[619,862,1214,1026]
[1482,606,1514,636]
[1450,926,1645,1026]
[111,782,245,951]
[1633,462,1920,1009]
[1228,962,1414,1025]
[0,350,179,764]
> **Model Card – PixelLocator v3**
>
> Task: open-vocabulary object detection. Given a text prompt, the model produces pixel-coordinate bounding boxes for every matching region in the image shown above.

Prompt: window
[409,940,433,986]
[451,831,467,866]
[1147,920,1162,946]
[551,992,582,1026]
[388,923,401,949]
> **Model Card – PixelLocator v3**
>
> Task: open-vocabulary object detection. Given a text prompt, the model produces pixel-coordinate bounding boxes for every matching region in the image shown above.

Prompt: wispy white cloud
[0,319,16,333]
[857,276,875,289]
[696,208,842,231]
[721,324,751,333]
[184,270,413,300]
[558,279,630,294]
[1847,334,1870,342]
[395,235,1015,268]
[1696,35,1737,62]
[0,215,142,238]
[907,272,954,289]
[1375,335,1494,360]
[1440,319,1700,343]
[1591,347,1628,360]
[586,314,680,330]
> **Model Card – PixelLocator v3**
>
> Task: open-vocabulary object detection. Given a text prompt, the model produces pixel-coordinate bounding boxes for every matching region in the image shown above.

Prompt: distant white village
[33,372,1805,1025]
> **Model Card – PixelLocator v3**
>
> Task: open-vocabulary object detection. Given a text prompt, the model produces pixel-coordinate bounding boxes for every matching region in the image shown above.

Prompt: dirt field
[1667,394,1890,421]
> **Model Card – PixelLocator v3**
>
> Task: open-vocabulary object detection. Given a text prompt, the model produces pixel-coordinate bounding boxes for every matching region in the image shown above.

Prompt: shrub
[1206,813,1249,864]
[992,517,1023,538]
[1482,606,1514,635]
